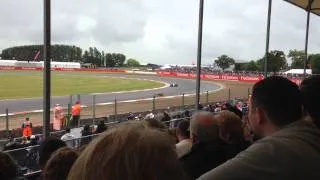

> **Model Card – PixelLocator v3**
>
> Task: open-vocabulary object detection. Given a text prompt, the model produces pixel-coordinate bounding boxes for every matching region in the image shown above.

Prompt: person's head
[184,110,191,117]
[190,111,220,144]
[176,120,190,141]
[75,101,80,105]
[65,127,71,133]
[83,124,90,132]
[68,122,187,180]
[227,106,243,119]
[217,111,244,143]
[39,137,67,169]
[249,76,303,138]
[300,76,320,129]
[99,120,105,126]
[30,135,38,145]
[26,117,30,121]
[43,147,79,180]
[0,152,19,180]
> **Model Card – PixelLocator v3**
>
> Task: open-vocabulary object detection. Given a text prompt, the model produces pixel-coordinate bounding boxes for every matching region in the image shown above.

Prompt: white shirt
[61,133,75,148]
[176,139,192,158]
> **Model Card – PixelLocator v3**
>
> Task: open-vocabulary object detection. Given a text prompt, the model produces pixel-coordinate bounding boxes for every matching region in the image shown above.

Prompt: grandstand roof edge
[283,0,320,16]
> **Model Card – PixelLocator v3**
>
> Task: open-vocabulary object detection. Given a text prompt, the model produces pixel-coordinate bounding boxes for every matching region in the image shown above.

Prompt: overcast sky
[0,0,320,65]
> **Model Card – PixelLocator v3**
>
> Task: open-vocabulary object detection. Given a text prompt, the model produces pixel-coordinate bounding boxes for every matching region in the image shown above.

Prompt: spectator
[199,76,320,180]
[95,120,107,134]
[300,76,320,129]
[184,110,191,118]
[168,128,178,143]
[217,111,250,159]
[176,120,192,158]
[61,128,75,148]
[24,135,40,171]
[161,111,171,122]
[80,124,92,147]
[0,151,25,180]
[180,111,227,180]
[43,147,79,180]
[145,111,155,119]
[225,103,243,119]
[39,137,66,169]
[127,112,135,121]
[68,122,187,180]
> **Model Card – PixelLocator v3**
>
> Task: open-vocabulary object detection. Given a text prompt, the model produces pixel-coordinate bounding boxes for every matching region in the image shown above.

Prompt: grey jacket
[198,121,320,180]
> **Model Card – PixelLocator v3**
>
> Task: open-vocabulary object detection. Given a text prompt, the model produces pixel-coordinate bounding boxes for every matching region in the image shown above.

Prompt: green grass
[0,72,164,99]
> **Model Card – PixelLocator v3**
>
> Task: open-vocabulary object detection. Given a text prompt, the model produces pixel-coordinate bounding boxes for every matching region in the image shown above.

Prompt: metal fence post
[69,95,73,106]
[206,91,209,104]
[228,88,231,101]
[77,94,80,102]
[152,96,156,111]
[114,98,117,121]
[5,108,9,131]
[67,103,71,127]
[182,93,185,107]
[93,95,96,124]
[248,88,250,98]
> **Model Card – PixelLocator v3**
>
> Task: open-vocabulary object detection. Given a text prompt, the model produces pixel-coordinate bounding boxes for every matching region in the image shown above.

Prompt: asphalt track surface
[0,73,221,114]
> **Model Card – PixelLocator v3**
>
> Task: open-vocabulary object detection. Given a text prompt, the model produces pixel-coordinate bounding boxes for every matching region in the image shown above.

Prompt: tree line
[0,45,141,67]
[215,49,320,74]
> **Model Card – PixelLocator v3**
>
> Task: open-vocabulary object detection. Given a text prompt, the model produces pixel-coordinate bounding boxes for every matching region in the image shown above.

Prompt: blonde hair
[217,110,244,143]
[68,122,186,180]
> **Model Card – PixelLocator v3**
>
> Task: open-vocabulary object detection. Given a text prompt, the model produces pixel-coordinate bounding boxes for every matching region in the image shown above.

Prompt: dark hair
[227,106,243,119]
[68,122,187,180]
[177,120,190,138]
[251,76,303,126]
[301,76,320,128]
[39,137,66,169]
[0,152,18,180]
[43,147,79,180]
[65,128,71,133]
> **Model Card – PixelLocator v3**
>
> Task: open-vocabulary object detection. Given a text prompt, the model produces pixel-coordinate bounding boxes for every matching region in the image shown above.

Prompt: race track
[0,73,222,114]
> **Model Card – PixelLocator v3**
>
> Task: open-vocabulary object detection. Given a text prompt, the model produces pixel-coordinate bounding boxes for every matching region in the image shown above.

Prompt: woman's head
[39,137,66,169]
[0,152,18,180]
[68,122,186,180]
[217,110,244,143]
[43,147,79,180]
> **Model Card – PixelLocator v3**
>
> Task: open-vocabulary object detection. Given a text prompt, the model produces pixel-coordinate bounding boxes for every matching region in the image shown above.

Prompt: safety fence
[0,86,251,134]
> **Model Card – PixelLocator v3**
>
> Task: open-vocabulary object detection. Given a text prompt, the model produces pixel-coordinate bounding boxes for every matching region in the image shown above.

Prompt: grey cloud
[0,0,320,64]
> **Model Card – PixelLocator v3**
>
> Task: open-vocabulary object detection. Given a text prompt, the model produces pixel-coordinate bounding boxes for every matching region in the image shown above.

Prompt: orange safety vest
[22,121,32,137]
[72,104,81,116]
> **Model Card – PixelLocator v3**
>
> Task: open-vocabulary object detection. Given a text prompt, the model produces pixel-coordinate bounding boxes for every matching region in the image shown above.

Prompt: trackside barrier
[156,71,303,84]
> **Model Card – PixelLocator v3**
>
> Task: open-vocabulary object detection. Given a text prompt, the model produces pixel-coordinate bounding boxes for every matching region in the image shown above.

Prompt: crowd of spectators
[163,66,308,79]
[1,75,320,180]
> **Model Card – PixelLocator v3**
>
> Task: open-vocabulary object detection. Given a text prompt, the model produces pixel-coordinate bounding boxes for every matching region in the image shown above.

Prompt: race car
[169,83,178,87]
